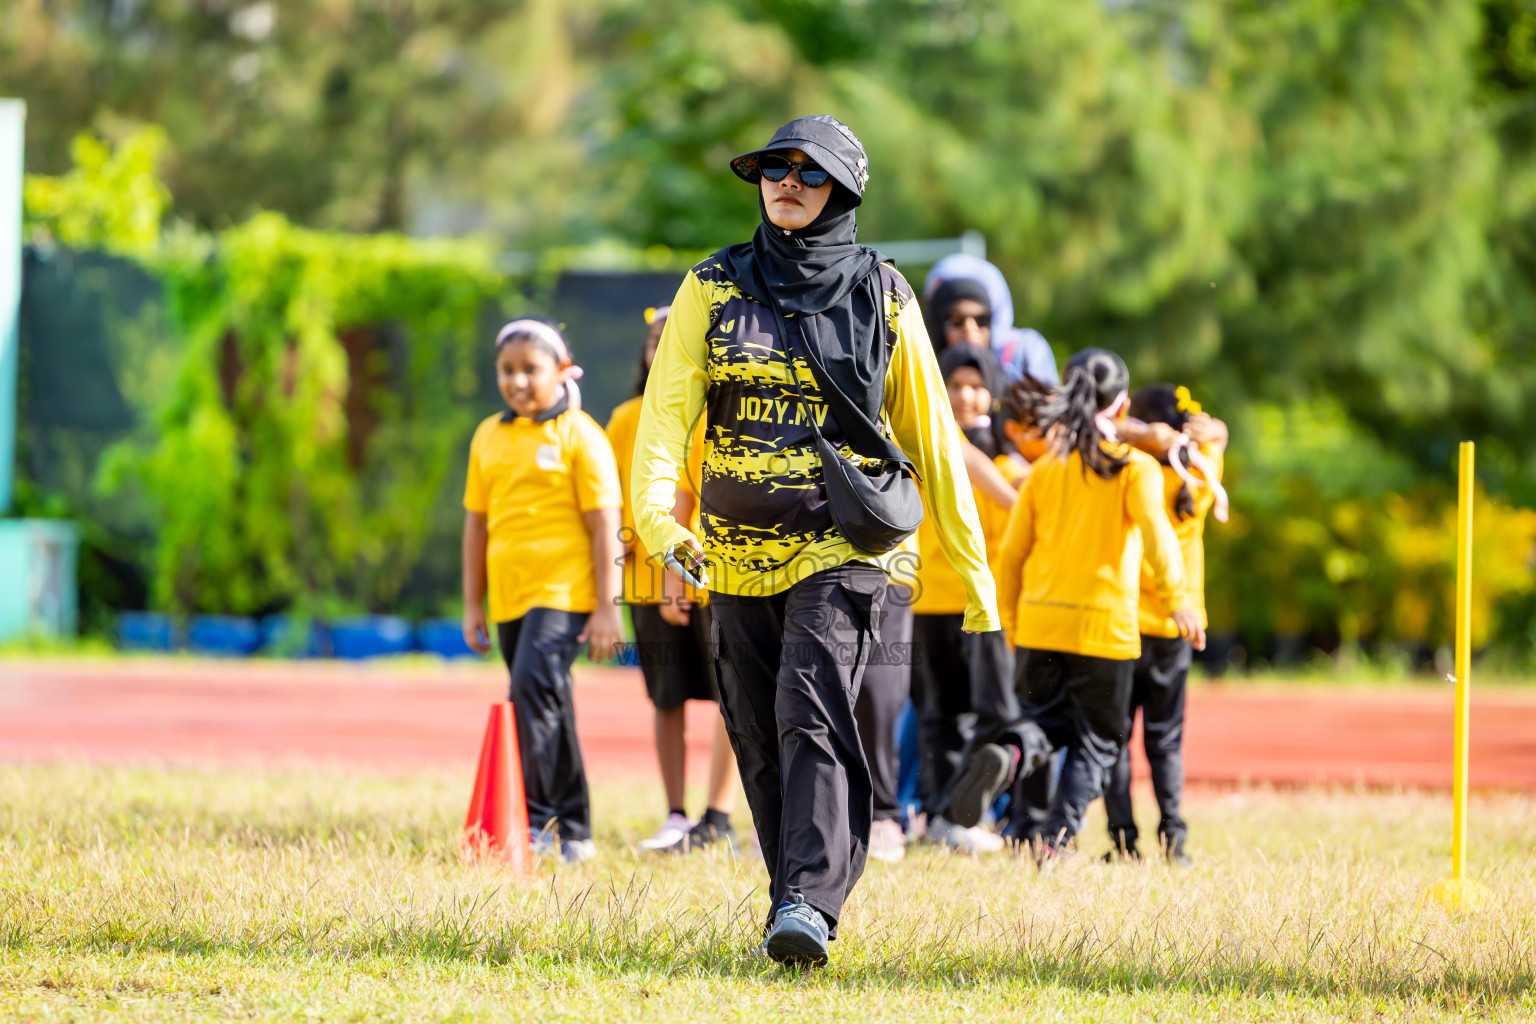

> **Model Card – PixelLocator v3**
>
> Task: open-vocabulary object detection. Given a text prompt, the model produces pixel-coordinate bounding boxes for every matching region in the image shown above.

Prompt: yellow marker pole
[1427,441,1489,913]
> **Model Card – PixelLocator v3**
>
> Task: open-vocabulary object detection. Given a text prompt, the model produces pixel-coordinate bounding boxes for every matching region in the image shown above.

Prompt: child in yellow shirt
[462,316,623,864]
[981,372,1058,842]
[947,348,1205,860]
[1103,384,1228,867]
[607,305,739,855]
[909,345,1026,855]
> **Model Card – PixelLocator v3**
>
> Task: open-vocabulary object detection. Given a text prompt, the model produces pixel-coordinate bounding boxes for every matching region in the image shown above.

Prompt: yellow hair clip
[1175,385,1202,416]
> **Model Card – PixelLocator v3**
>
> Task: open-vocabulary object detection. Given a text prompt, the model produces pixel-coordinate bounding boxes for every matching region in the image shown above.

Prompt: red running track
[2,659,1534,788]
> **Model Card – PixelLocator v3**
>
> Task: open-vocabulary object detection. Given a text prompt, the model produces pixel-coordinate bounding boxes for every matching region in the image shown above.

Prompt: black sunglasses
[946,311,992,330]
[759,154,832,188]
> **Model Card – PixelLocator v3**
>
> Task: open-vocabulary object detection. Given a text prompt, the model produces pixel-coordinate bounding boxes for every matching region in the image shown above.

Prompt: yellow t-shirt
[606,395,708,606]
[913,451,1028,615]
[997,446,1188,660]
[1139,445,1224,638]
[630,257,1000,633]
[463,402,622,623]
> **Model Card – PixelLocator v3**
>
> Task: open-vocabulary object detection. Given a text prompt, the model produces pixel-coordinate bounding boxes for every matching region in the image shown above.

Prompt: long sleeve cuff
[963,607,1004,634]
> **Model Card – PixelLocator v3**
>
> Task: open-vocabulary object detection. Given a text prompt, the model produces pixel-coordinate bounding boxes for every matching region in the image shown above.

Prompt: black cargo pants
[710,562,888,939]
[854,596,913,823]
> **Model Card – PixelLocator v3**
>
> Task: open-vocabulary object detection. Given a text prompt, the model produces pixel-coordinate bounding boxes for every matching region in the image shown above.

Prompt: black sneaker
[686,816,738,854]
[1102,829,1142,863]
[1003,829,1037,856]
[1036,837,1072,872]
[765,894,829,967]
[1101,844,1142,864]
[1163,835,1193,868]
[949,743,1018,829]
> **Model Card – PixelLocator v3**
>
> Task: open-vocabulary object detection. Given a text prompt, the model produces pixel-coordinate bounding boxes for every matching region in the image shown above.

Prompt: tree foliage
[2,0,592,238]
[114,217,505,614]
[9,0,1536,656]
[22,126,171,257]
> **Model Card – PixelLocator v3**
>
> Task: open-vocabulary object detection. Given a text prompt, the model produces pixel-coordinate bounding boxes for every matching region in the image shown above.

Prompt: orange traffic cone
[460,702,533,872]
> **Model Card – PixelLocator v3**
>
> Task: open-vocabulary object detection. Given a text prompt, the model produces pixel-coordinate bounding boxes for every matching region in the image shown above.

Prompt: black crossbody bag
[768,304,925,555]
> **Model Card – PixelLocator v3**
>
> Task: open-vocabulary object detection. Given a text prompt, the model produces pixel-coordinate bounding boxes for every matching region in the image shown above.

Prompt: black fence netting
[17,246,171,626]
[549,270,686,422]
[16,246,686,628]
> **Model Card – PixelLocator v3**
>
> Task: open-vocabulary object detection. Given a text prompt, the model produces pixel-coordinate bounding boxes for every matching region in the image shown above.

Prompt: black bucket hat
[730,115,870,205]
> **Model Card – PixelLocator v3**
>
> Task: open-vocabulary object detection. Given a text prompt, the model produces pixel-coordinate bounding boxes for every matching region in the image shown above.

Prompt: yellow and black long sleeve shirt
[632,257,1000,633]
[606,396,709,606]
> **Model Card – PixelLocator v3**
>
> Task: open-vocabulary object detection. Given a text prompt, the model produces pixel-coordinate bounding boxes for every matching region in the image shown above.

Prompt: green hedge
[26,131,516,616]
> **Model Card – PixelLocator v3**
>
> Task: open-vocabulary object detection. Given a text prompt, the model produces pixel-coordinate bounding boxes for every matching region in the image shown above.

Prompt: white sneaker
[560,838,598,863]
[867,818,907,863]
[963,825,1005,854]
[530,828,559,859]
[927,815,1005,855]
[638,812,693,852]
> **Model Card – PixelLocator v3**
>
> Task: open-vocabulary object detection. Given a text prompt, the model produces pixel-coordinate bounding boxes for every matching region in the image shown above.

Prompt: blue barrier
[114,611,468,659]
[117,612,176,652]
[187,615,262,657]
[331,616,415,659]
[259,615,332,658]
[416,618,479,659]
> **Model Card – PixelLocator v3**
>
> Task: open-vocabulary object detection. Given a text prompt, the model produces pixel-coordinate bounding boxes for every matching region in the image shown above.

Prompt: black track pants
[1104,634,1191,852]
[909,614,1014,818]
[1003,646,1134,845]
[497,609,591,842]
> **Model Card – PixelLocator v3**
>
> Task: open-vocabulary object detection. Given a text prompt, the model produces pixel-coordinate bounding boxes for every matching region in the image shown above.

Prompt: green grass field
[2,764,1532,1022]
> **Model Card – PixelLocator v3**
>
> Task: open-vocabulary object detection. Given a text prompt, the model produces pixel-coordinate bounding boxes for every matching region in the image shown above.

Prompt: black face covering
[716,186,905,466]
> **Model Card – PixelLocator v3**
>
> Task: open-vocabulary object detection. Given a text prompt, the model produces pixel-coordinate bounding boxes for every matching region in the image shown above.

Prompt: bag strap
[763,294,918,476]
[769,306,833,449]
[704,272,831,447]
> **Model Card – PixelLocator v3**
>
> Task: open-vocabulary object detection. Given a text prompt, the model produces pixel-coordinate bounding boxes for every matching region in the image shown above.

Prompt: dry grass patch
[1,764,1532,1021]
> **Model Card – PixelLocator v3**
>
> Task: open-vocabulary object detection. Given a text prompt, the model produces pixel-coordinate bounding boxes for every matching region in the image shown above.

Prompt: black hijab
[938,342,1010,458]
[715,187,907,467]
[938,341,1009,409]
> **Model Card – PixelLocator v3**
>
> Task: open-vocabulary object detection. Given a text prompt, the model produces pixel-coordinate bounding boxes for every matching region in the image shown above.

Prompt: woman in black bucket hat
[630,115,1001,965]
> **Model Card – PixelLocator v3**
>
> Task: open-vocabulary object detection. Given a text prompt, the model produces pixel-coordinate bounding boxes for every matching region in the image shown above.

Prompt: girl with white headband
[1100,383,1229,868]
[945,347,1204,864]
[461,315,623,864]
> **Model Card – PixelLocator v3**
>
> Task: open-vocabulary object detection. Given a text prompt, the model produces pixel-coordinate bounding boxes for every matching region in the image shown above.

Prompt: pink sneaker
[868,818,907,863]
[638,813,692,852]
